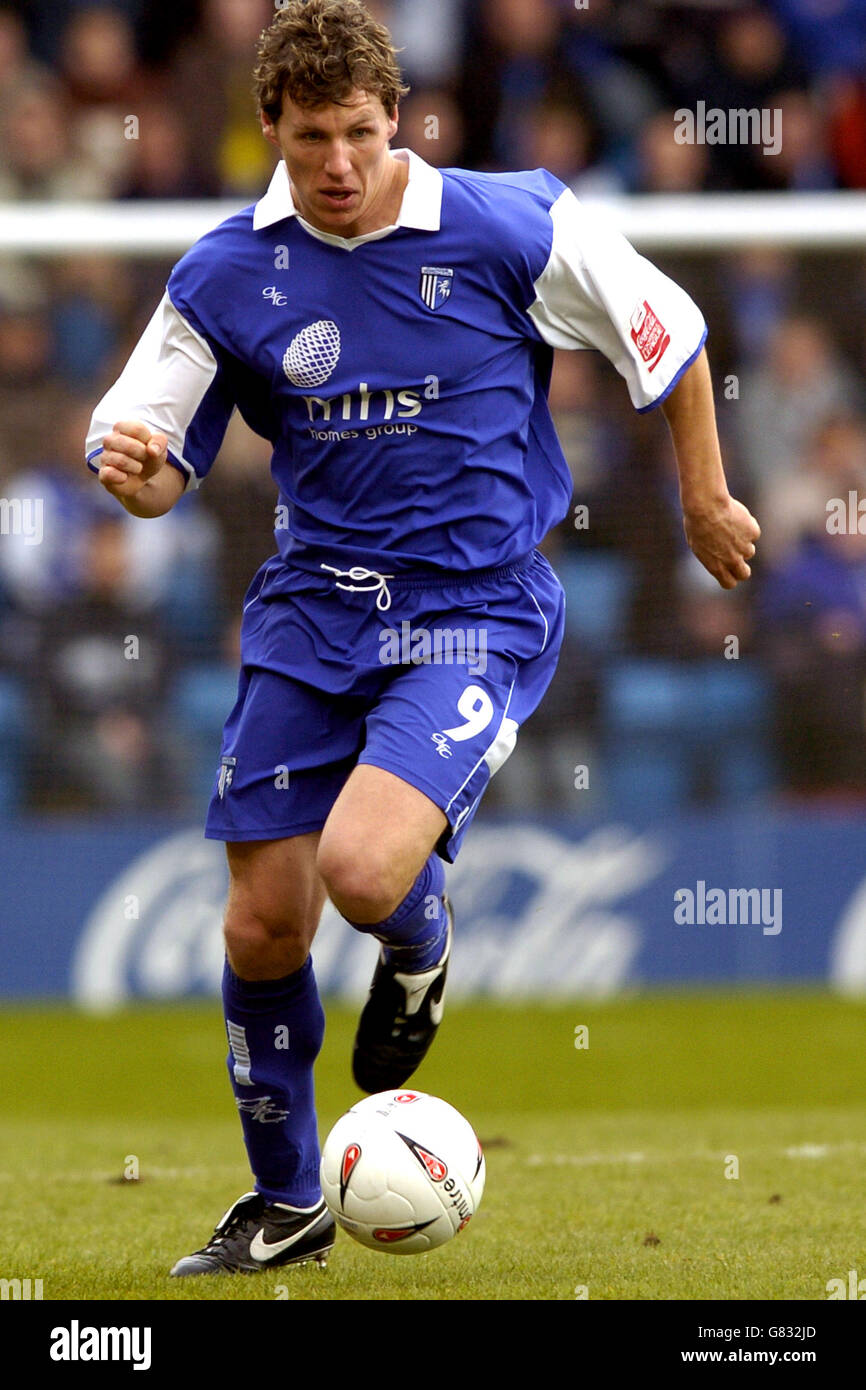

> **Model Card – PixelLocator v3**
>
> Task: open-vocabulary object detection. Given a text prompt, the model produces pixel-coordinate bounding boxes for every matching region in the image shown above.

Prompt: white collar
[252,148,443,249]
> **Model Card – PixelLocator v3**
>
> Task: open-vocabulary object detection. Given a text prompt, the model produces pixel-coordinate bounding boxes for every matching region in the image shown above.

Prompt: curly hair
[253,0,409,121]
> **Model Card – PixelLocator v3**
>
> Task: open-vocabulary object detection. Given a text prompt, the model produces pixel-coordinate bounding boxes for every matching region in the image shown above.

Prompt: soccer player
[86,0,759,1275]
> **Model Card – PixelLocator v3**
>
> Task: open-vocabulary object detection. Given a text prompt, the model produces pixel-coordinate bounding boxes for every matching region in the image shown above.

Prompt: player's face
[261,90,400,237]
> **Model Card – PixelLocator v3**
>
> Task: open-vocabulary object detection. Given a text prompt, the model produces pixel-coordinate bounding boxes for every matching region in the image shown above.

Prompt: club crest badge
[420,266,454,312]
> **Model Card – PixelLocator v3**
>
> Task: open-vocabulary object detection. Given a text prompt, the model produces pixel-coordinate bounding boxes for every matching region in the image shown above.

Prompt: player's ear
[386,105,398,141]
[261,110,280,148]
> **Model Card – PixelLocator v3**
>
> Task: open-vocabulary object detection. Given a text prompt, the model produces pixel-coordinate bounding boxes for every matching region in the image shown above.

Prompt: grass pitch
[1,993,865,1301]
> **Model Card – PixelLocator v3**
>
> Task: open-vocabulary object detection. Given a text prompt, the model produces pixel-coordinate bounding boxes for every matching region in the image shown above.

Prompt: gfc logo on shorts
[218,756,237,800]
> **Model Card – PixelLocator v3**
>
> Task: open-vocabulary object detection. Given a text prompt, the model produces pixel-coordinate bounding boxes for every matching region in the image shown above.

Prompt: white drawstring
[320,563,395,611]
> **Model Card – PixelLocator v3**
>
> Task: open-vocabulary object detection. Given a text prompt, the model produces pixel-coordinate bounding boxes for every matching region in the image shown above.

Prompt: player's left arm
[660,346,760,590]
[524,183,760,588]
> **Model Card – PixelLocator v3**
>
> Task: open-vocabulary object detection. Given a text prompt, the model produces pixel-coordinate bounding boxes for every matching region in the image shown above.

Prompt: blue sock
[348,853,449,972]
[222,956,325,1207]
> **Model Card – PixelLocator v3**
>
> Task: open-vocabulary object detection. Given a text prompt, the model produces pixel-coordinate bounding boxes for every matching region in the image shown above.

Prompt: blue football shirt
[87,148,707,576]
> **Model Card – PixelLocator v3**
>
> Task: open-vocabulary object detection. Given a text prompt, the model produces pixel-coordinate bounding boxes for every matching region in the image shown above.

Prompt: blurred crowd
[2,0,866,200]
[2,0,866,815]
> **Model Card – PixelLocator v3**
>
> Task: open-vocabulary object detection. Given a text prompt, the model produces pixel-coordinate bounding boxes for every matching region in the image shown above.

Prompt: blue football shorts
[204,548,565,862]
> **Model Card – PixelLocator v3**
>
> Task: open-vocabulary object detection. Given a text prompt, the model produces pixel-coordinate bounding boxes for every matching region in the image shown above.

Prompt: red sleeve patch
[630,300,671,373]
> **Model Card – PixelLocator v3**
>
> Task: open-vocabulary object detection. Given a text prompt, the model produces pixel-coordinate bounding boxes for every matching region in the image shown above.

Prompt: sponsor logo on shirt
[300,380,428,443]
[630,300,670,373]
[294,369,440,445]
[301,380,422,424]
[283,319,342,388]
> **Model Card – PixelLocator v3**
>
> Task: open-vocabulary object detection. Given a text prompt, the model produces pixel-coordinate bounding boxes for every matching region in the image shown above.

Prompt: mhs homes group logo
[283,318,440,441]
[300,377,442,444]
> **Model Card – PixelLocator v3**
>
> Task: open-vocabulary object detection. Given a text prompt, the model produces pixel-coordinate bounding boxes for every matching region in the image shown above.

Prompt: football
[320,1089,485,1254]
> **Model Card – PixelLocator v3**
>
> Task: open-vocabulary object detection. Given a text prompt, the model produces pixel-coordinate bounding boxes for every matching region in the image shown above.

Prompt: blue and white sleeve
[85,291,235,488]
[527,188,707,413]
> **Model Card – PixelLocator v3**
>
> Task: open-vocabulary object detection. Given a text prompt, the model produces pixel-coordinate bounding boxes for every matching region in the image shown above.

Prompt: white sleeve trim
[527,189,707,411]
[85,292,224,490]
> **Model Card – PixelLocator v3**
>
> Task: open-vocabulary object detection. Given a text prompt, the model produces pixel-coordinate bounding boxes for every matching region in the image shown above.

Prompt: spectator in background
[0,398,100,622]
[393,88,465,168]
[523,93,624,198]
[761,487,866,801]
[57,6,152,195]
[616,411,689,657]
[0,288,71,474]
[386,0,467,89]
[762,89,837,189]
[169,0,277,196]
[546,348,625,515]
[0,5,48,113]
[29,514,180,812]
[769,0,866,78]
[548,348,688,659]
[675,551,755,663]
[0,75,108,200]
[647,3,719,115]
[757,413,866,563]
[0,397,221,654]
[196,411,279,616]
[459,0,578,169]
[116,101,212,199]
[725,249,796,366]
[50,255,134,385]
[135,0,200,69]
[706,7,810,189]
[484,523,601,813]
[11,0,144,66]
[637,110,709,192]
[559,0,662,172]
[737,313,862,525]
[827,74,866,187]
[489,347,623,811]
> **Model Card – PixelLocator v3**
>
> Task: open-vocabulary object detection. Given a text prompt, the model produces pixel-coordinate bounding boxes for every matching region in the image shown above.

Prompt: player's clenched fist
[97,419,168,498]
[683,494,761,590]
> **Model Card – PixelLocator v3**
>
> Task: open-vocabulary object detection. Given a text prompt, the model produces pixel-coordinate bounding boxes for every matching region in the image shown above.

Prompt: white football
[320,1090,485,1254]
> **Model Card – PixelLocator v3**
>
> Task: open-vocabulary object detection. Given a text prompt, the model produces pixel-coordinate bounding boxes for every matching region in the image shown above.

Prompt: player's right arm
[86,290,236,511]
[97,420,186,517]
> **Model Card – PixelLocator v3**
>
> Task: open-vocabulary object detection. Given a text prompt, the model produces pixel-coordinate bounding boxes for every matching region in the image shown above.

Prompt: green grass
[2,993,865,1300]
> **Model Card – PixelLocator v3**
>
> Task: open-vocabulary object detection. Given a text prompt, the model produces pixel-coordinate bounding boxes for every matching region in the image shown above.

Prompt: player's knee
[316,842,403,924]
[223,909,312,978]
[326,874,403,925]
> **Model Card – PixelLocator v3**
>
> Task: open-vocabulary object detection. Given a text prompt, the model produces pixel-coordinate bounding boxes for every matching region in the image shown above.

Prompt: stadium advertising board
[1,812,865,1001]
